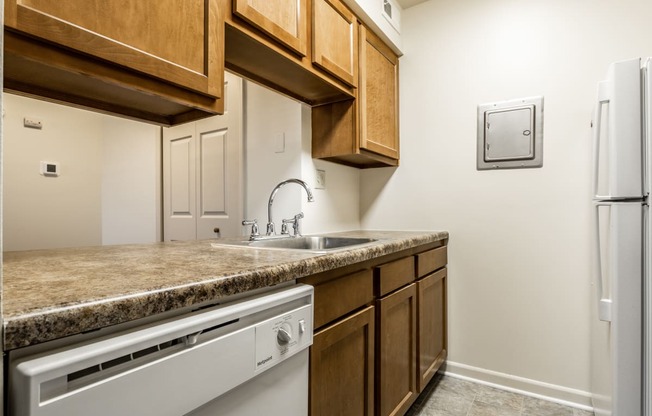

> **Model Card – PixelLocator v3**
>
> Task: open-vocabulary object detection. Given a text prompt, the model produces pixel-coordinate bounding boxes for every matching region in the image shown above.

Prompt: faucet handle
[242,219,259,240]
[281,218,294,235]
[281,212,304,236]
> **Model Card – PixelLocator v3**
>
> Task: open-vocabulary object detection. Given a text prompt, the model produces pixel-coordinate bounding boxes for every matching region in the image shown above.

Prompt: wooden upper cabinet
[5,0,221,98]
[233,0,307,56]
[311,24,399,168]
[312,0,358,87]
[359,25,399,160]
[4,0,224,125]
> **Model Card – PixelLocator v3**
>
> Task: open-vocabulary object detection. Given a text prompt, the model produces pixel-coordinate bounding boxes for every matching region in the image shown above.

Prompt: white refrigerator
[591,57,652,416]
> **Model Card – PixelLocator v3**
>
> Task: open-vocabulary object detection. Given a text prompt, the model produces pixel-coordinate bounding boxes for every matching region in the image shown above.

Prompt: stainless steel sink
[213,236,377,252]
[249,236,376,250]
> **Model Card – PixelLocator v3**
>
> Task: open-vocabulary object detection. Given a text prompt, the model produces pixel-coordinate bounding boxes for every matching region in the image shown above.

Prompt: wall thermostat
[40,161,59,177]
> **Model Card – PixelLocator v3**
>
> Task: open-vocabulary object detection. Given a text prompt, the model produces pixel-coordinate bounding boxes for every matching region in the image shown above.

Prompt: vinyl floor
[406,374,595,416]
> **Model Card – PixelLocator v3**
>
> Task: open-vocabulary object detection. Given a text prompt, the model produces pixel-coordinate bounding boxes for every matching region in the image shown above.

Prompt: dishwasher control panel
[254,304,313,373]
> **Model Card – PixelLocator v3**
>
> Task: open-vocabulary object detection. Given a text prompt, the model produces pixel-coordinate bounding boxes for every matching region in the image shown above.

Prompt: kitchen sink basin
[214,236,377,252]
[249,236,376,250]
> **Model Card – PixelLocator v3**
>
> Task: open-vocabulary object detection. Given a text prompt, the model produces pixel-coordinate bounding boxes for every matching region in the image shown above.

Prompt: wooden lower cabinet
[416,268,447,393]
[376,284,417,416]
[306,242,448,416]
[310,306,375,416]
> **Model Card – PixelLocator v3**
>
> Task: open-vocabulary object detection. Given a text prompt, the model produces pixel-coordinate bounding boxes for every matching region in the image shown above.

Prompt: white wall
[3,94,104,251]
[300,105,361,234]
[245,81,361,235]
[3,94,160,250]
[101,118,161,245]
[343,0,402,54]
[245,81,304,231]
[360,0,652,406]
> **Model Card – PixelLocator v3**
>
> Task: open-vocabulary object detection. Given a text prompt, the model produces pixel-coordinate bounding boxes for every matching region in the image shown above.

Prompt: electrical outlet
[316,169,326,189]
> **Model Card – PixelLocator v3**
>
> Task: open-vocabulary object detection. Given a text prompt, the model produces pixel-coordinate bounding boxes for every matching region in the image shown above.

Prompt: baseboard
[442,361,593,411]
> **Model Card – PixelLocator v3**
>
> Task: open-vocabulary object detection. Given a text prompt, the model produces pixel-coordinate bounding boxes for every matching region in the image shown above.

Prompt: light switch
[477,96,543,170]
[40,161,59,177]
[274,132,285,153]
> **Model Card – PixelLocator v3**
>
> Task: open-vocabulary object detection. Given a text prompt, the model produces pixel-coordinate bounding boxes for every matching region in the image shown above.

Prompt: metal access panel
[477,96,544,170]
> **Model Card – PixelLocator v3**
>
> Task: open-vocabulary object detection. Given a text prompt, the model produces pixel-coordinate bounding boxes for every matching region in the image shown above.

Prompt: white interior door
[163,73,244,241]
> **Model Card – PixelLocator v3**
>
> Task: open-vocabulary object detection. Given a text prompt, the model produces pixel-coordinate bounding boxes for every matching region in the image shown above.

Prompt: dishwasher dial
[277,323,292,346]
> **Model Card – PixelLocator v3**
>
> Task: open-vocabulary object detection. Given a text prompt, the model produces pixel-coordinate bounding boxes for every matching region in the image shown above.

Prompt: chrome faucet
[266,179,314,235]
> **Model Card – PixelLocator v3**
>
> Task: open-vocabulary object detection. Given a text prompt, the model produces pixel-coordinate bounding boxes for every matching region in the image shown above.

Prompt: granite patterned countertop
[2,230,448,350]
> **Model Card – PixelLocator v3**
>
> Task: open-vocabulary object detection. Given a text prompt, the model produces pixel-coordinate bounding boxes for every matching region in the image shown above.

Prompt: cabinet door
[417,268,447,393]
[377,284,417,416]
[4,0,222,98]
[233,0,308,56]
[312,0,358,87]
[311,306,375,416]
[359,25,399,160]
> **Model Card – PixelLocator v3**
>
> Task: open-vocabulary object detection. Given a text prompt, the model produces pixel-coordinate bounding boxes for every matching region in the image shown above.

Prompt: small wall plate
[40,161,59,176]
[477,96,543,170]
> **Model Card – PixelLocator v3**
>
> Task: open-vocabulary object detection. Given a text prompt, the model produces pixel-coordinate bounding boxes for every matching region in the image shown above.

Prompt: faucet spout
[266,178,314,235]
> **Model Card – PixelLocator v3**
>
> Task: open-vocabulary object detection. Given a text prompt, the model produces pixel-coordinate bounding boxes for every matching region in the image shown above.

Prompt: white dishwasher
[8,284,313,416]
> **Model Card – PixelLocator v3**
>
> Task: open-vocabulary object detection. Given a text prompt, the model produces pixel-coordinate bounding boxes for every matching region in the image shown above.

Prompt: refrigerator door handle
[592,80,612,200]
[594,202,613,322]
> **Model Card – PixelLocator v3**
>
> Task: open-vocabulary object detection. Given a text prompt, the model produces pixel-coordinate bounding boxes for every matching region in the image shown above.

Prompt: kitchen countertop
[2,230,448,350]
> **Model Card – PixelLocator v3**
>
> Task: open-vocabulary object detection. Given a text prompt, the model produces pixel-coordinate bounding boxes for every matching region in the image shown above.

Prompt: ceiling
[395,0,429,8]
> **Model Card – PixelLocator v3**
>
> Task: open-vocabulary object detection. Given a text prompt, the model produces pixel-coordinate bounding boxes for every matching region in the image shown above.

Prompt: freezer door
[592,58,644,200]
[591,202,643,415]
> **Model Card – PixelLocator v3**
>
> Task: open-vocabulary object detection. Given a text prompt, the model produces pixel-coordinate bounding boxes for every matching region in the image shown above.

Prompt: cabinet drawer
[313,269,373,329]
[375,256,415,297]
[416,246,447,278]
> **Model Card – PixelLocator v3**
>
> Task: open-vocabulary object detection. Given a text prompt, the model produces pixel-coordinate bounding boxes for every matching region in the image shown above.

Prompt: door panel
[311,306,374,416]
[312,0,358,87]
[6,0,222,97]
[163,73,243,241]
[163,125,197,241]
[199,129,227,216]
[591,202,643,415]
[591,59,642,200]
[170,137,194,216]
[417,269,447,392]
[377,284,417,416]
[233,0,307,56]
[359,26,399,160]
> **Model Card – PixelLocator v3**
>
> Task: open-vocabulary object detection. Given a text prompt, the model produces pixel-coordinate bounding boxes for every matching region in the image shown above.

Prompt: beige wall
[100,117,161,245]
[359,0,652,407]
[2,94,161,250]
[245,81,361,235]
[3,94,104,251]
[4,81,360,250]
